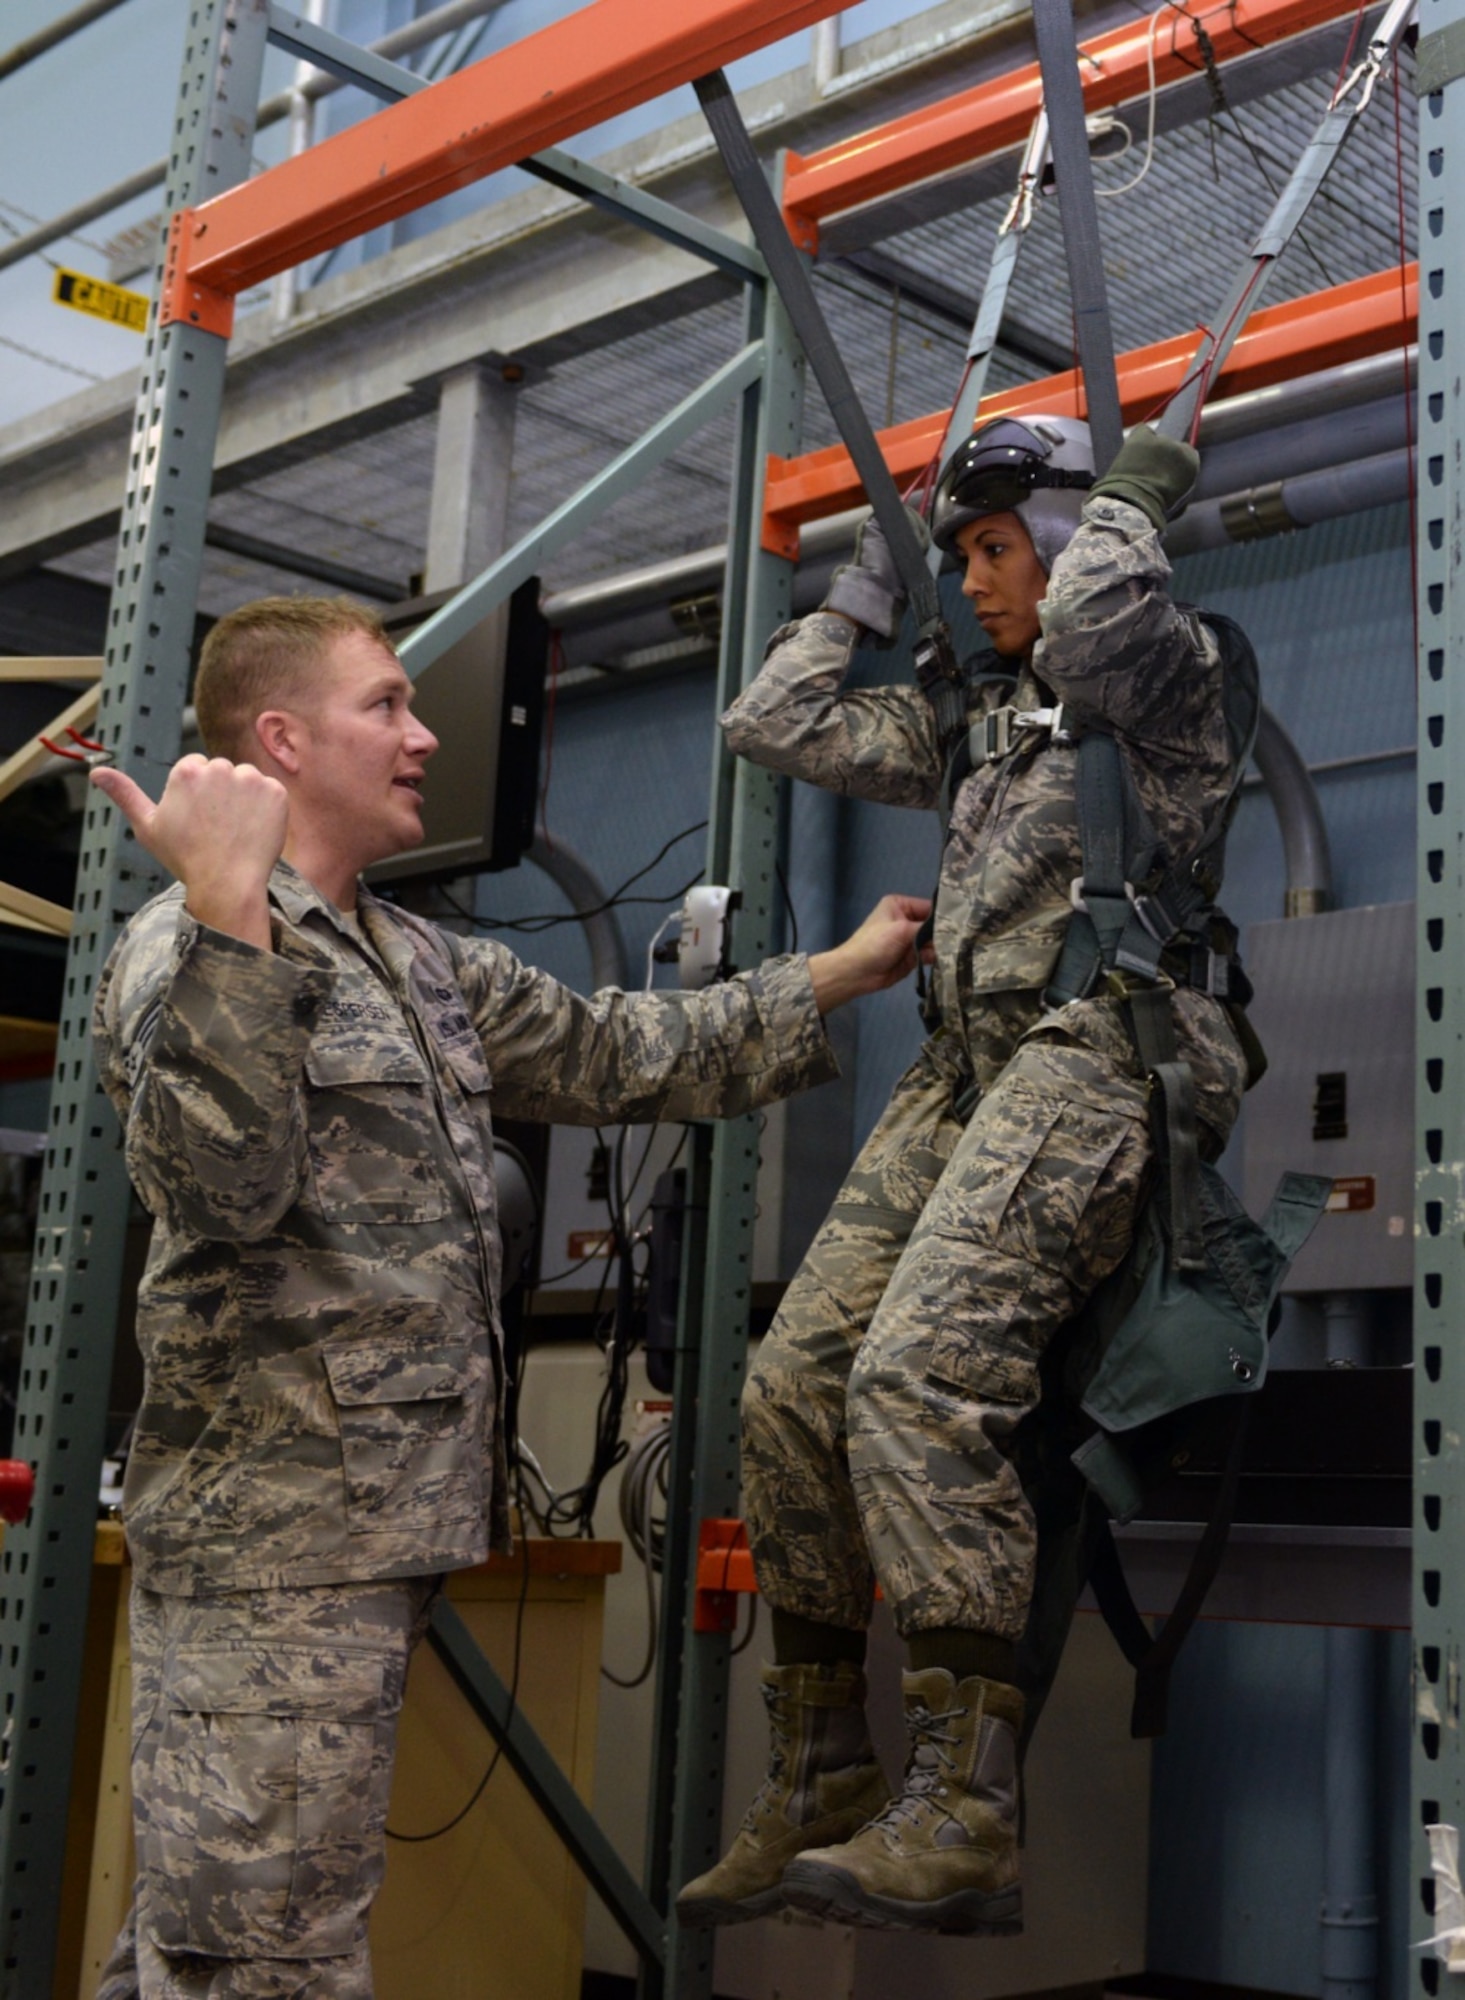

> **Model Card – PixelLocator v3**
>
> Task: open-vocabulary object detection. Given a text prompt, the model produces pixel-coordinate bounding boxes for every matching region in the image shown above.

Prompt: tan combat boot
[675,1661,891,1927]
[780,1668,1023,1934]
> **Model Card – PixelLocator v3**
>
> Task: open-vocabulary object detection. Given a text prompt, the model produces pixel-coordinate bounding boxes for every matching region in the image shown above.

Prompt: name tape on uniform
[51,267,148,334]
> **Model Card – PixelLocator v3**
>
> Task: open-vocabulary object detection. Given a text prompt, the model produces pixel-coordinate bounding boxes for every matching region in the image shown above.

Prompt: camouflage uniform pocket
[920,1082,1137,1410]
[926,1317,1040,1406]
[322,1334,478,1529]
[303,1039,450,1223]
[148,1642,387,1959]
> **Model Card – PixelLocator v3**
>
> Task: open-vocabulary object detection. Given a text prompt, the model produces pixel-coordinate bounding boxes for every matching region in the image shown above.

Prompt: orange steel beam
[781,0,1363,249]
[762,265,1418,554]
[160,0,847,325]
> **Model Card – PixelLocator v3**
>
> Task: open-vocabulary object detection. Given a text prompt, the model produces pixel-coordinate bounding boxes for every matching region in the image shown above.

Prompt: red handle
[0,1460,35,1526]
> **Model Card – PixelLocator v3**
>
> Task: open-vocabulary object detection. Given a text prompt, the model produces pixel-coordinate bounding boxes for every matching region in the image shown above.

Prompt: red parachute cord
[1187,260,1271,445]
[912,354,976,502]
[1330,2,1371,103]
[1391,52,1418,674]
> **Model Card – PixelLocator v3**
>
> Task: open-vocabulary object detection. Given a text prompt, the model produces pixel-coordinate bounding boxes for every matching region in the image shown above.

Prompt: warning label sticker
[51,267,148,333]
[1325,1176,1376,1214]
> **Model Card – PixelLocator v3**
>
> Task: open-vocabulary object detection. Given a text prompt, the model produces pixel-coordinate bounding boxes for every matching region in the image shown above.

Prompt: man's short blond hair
[194,596,393,758]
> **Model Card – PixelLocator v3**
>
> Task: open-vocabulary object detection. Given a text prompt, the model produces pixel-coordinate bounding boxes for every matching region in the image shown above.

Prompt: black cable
[532,1244,621,1288]
[437,822,710,935]
[774,858,799,955]
[476,875,708,936]
[384,1528,533,1843]
[730,1593,760,1658]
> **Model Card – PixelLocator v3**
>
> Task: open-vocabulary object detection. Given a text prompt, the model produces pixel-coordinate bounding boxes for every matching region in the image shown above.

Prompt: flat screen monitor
[368,576,548,884]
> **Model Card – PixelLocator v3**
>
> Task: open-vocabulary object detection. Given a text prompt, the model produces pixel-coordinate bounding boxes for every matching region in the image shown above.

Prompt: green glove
[1090,424,1199,529]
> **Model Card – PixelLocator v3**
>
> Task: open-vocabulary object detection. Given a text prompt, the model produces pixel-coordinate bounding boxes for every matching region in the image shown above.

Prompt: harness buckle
[1129,889,1177,947]
[977,702,1070,764]
[1105,967,1176,1002]
[1014,701,1070,743]
[913,626,961,692]
[981,707,1015,761]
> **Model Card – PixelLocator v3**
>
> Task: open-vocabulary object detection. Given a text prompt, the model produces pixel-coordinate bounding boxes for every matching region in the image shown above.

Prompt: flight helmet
[930,414,1096,575]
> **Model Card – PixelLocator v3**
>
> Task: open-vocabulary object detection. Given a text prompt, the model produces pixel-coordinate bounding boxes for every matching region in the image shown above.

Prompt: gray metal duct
[524,834,630,991]
[1193,395,1412,505]
[1169,448,1412,558]
[1252,706,1333,918]
[541,352,1418,670]
[0,0,132,84]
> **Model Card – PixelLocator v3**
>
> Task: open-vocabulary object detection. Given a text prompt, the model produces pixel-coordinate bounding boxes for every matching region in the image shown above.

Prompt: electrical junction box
[1241,900,1414,1292]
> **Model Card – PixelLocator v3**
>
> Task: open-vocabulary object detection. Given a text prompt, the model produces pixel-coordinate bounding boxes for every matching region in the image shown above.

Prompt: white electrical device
[677,885,736,989]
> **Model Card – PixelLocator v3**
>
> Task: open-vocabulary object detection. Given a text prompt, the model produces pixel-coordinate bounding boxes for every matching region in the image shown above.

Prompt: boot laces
[873,1696,966,1831]
[739,1681,793,1830]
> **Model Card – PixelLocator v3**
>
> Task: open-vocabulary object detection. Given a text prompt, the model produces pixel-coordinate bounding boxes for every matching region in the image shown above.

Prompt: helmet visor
[939,420,1095,517]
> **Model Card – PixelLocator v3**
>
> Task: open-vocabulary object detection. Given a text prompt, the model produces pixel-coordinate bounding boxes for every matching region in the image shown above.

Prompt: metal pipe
[1195,396,1413,505]
[1322,1624,1381,2000]
[1196,347,1414,446]
[810,15,840,92]
[272,0,327,329]
[550,435,1412,658]
[1252,706,1333,917]
[539,359,1418,643]
[1167,448,1412,558]
[1323,1293,1373,1369]
[0,0,511,279]
[0,0,132,84]
[523,835,630,991]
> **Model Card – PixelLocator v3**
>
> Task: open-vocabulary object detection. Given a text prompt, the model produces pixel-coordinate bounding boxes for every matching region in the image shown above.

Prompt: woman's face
[954,510,1047,658]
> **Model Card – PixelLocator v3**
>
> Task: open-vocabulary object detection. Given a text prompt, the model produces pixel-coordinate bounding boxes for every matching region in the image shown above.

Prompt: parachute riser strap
[1154,0,1416,444]
[1045,725,1132,1002]
[1124,979,1207,1275]
[1087,1397,1252,1739]
[693,69,953,673]
[1031,0,1123,472]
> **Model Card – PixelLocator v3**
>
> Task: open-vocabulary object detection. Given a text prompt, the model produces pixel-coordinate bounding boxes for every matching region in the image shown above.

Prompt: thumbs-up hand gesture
[91,757,287,951]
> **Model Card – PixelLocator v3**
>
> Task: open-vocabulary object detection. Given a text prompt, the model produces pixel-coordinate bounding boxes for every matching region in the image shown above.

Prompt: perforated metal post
[1415,8,1465,1992]
[0,4,268,1990]
[640,262,805,2000]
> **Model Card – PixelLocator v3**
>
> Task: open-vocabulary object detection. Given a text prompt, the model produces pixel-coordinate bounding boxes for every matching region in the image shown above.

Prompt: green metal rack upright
[0,5,273,1990]
[0,4,807,1994]
[1415,5,1465,1988]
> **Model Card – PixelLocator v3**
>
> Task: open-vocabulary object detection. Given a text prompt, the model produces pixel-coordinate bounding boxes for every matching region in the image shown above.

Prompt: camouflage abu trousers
[96,1574,439,2000]
[741,991,1245,1642]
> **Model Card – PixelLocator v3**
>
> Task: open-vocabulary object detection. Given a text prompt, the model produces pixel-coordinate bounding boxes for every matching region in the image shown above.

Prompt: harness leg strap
[1149,1060,1206,1274]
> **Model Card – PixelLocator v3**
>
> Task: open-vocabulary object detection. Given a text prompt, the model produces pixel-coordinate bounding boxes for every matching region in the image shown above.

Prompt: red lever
[0,1460,35,1525]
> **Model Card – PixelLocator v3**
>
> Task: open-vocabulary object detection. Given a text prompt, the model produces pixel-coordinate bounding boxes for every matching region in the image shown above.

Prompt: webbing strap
[926,676,966,747]
[1058,730,1209,1271]
[1031,0,1123,472]
[1125,983,1205,1273]
[1148,1060,1206,1273]
[1088,1402,1252,1738]
[693,69,960,695]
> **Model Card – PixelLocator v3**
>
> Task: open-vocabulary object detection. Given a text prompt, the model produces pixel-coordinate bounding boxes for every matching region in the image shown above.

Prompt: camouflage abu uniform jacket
[94,862,838,1595]
[723,493,1240,1126]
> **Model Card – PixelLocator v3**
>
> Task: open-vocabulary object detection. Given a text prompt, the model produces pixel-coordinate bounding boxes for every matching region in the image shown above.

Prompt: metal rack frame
[0,1,1423,1995]
[1413,7,1462,1992]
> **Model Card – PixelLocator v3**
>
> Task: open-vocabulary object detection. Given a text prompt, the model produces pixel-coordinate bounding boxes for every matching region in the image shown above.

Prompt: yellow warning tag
[51,267,148,334]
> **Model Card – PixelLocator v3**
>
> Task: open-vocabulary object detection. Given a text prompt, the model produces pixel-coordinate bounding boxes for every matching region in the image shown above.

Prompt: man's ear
[254,708,303,776]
